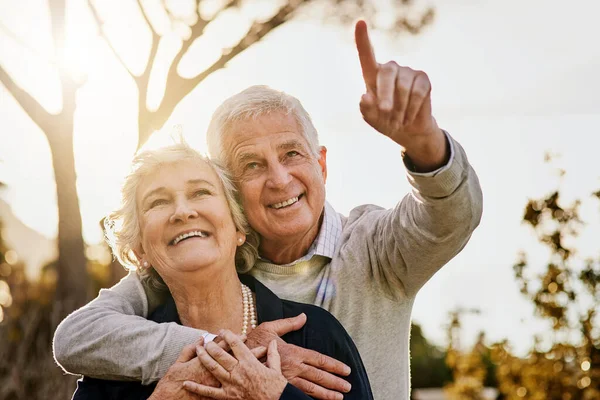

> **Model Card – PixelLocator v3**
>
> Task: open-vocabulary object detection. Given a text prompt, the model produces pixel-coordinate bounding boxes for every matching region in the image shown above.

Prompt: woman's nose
[169,200,198,224]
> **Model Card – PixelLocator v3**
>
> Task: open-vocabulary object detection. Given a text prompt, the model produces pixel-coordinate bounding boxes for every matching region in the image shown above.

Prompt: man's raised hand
[355,20,448,171]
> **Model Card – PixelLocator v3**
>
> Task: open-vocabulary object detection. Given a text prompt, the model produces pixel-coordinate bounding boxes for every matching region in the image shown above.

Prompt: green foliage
[0,217,127,399]
[493,186,600,399]
[410,323,452,389]
[443,310,489,400]
[444,176,600,399]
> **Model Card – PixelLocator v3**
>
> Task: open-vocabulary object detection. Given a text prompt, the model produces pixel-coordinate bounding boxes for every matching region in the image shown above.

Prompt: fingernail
[344,382,352,392]
[183,381,191,389]
[344,365,352,375]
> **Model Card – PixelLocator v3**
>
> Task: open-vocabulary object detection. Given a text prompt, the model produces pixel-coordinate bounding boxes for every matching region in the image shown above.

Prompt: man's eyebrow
[236,152,260,164]
[277,140,305,152]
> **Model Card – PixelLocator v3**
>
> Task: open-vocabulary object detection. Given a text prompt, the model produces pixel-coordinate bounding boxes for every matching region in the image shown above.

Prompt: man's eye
[287,151,300,157]
[245,162,259,170]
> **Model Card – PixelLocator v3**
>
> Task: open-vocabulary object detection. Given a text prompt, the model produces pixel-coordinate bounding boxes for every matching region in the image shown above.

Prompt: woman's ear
[236,231,246,246]
[133,243,146,266]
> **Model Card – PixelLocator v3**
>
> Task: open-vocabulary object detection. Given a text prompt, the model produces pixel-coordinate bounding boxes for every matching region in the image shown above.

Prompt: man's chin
[262,221,315,242]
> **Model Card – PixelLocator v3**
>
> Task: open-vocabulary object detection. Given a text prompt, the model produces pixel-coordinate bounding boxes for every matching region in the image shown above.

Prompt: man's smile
[268,193,304,209]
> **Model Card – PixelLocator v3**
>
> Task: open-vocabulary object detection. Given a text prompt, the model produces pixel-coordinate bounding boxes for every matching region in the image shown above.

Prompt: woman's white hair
[104,143,259,292]
[206,85,321,165]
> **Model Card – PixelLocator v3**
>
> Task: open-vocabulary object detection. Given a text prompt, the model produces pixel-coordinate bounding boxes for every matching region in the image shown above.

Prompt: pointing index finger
[355,20,378,92]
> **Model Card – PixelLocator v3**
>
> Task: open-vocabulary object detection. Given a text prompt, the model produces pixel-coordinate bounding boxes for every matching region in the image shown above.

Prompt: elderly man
[54,21,482,400]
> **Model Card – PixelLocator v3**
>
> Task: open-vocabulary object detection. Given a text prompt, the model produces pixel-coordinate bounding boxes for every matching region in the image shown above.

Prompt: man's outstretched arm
[53,271,203,384]
[351,20,483,296]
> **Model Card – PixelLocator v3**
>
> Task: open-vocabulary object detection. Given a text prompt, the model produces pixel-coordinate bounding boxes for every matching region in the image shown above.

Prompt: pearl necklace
[241,283,256,335]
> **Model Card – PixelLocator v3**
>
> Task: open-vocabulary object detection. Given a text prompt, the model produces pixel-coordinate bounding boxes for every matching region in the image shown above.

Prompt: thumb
[360,92,379,127]
[268,313,307,337]
[178,342,199,363]
[266,340,281,373]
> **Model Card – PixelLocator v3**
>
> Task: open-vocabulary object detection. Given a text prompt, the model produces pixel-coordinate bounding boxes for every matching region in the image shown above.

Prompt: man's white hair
[206,85,321,166]
[104,143,259,292]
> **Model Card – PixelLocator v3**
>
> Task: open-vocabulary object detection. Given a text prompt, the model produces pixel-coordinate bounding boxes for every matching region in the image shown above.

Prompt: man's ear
[318,146,328,183]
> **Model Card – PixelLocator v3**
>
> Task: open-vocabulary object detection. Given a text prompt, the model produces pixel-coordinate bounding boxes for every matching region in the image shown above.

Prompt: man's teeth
[271,196,299,209]
[172,231,208,245]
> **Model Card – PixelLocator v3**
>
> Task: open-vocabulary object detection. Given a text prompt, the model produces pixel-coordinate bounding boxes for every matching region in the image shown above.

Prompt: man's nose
[169,199,198,224]
[266,163,292,189]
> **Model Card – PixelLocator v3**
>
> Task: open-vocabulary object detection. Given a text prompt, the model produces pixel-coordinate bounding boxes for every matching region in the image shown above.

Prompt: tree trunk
[45,106,88,312]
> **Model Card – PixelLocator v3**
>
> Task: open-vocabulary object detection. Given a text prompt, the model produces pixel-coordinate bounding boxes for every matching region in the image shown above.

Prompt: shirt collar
[303,201,342,260]
[257,201,342,264]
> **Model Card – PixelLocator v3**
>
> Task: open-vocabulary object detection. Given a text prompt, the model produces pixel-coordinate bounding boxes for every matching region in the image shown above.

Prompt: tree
[410,323,452,390]
[0,0,434,315]
[491,181,600,399]
[0,237,82,399]
[443,308,489,400]
[0,0,86,313]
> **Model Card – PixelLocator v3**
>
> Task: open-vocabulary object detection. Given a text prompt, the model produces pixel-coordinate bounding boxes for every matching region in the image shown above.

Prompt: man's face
[223,112,327,246]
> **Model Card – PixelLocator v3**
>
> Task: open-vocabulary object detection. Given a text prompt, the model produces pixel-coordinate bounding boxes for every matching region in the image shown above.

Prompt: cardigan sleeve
[346,132,483,298]
[53,271,204,384]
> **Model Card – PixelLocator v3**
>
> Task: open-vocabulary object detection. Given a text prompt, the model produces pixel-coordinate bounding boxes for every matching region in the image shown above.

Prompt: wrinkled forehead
[222,113,307,158]
[135,159,221,201]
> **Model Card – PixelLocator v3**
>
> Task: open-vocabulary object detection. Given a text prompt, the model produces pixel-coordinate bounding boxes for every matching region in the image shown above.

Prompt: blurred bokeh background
[0,0,599,398]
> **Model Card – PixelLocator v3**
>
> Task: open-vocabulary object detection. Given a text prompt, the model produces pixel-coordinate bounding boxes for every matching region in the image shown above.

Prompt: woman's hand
[149,336,267,400]
[184,330,288,400]
[149,341,216,400]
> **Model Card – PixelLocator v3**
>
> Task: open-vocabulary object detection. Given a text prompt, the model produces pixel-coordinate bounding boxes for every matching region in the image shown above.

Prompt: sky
[1,0,599,354]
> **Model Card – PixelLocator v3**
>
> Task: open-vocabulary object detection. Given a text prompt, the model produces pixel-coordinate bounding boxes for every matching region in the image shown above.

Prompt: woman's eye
[194,189,210,197]
[150,199,167,208]
[246,162,259,170]
[287,151,299,157]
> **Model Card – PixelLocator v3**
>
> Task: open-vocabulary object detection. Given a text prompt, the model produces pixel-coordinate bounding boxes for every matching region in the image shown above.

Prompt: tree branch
[87,0,138,82]
[164,0,241,85]
[0,64,54,133]
[137,1,161,78]
[138,0,311,147]
[0,19,57,66]
[136,0,161,99]
[173,1,300,102]
[48,0,66,55]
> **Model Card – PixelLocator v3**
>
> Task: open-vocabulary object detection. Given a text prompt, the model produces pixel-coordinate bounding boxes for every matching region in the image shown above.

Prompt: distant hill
[0,196,56,278]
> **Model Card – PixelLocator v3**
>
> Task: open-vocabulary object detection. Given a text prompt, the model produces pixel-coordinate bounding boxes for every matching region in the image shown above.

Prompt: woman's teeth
[172,231,208,245]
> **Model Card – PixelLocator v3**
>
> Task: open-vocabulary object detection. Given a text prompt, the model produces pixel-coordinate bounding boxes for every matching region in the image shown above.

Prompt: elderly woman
[72,143,373,400]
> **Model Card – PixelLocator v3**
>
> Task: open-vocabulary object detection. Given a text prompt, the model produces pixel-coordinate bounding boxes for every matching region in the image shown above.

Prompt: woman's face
[135,159,244,279]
